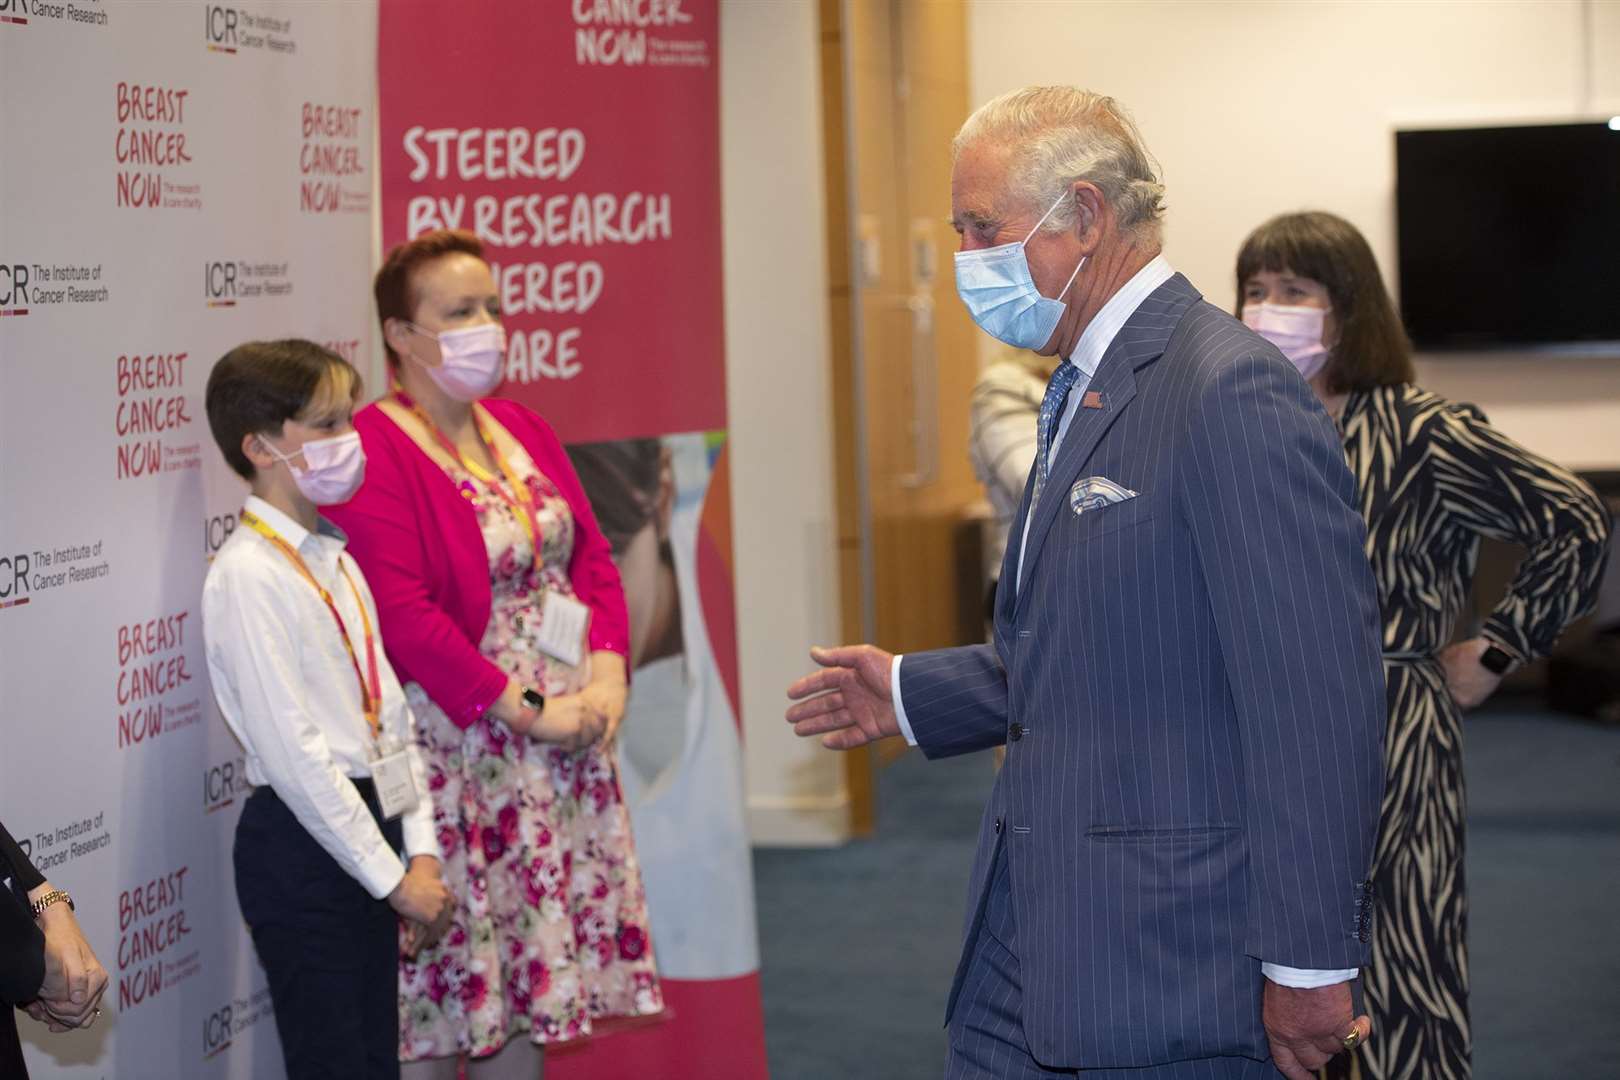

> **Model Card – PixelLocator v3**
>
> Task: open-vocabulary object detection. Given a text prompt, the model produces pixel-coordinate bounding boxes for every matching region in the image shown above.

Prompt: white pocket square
[1070,476,1138,516]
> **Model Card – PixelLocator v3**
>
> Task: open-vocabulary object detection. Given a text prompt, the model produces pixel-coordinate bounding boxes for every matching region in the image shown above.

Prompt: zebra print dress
[1325,384,1610,1080]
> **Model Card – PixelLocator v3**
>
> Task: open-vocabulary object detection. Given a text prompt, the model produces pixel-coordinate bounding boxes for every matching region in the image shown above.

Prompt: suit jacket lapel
[1014,355,1138,610]
[991,459,1043,647]
[1012,273,1202,614]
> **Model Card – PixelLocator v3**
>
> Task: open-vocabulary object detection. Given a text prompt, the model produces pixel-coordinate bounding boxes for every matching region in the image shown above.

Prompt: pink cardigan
[326,397,629,729]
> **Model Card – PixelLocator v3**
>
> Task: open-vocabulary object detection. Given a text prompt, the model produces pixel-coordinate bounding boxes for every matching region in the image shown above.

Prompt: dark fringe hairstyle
[1235,211,1415,394]
[206,339,359,479]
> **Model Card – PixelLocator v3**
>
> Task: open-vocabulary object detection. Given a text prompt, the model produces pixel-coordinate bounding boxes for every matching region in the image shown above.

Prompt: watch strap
[1479,644,1515,675]
[31,889,73,919]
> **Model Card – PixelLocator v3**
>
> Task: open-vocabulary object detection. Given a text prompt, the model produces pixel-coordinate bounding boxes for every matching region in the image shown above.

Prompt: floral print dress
[397,435,662,1062]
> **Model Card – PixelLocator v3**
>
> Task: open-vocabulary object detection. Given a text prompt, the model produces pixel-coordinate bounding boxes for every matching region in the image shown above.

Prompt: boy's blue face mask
[953,189,1086,351]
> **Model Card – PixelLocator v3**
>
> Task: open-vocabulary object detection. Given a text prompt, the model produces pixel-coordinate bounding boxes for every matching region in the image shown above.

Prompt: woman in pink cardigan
[327,230,662,1079]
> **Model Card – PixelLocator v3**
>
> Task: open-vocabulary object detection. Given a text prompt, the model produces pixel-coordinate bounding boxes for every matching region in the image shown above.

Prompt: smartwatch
[1479,644,1515,676]
[520,686,546,714]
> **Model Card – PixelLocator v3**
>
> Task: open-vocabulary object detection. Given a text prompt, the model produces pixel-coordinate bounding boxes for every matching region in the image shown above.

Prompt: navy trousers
[235,779,403,1080]
[944,847,1276,1080]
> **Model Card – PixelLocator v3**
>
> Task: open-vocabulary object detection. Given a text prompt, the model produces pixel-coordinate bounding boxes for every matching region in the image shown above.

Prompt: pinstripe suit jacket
[900,274,1385,1069]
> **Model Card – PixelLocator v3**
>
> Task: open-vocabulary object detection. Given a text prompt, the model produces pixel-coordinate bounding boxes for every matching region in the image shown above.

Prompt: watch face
[1481,646,1513,675]
[521,688,545,710]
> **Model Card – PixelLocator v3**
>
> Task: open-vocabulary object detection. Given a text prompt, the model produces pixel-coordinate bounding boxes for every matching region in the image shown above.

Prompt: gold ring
[1341,1028,1362,1051]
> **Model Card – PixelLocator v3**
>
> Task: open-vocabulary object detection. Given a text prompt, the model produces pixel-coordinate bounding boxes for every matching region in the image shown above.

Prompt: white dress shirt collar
[242,494,348,557]
[1064,254,1176,378]
[895,255,1184,741]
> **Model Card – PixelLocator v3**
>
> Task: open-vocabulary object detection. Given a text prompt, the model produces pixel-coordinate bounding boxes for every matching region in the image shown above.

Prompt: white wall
[968,0,1620,468]
[721,0,851,845]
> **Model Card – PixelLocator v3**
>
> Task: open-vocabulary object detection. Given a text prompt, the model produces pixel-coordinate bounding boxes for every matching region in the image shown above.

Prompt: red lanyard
[240,509,381,740]
[392,387,540,549]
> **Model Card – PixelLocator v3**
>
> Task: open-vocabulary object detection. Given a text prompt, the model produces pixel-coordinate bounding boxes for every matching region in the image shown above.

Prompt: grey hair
[954,86,1166,245]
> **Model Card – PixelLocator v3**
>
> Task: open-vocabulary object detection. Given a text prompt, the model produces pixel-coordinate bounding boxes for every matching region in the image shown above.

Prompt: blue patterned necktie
[1034,361,1082,500]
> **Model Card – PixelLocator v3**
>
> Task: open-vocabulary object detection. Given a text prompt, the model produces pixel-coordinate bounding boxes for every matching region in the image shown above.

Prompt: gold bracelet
[31,889,74,919]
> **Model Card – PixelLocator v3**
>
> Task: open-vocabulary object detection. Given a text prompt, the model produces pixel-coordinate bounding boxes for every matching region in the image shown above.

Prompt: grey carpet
[753,702,1620,1079]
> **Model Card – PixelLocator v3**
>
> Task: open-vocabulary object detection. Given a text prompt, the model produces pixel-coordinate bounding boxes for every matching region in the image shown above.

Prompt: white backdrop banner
[0,2,378,1076]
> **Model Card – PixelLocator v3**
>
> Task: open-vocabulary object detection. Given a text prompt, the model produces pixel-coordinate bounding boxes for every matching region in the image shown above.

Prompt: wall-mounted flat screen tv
[1395,121,1620,351]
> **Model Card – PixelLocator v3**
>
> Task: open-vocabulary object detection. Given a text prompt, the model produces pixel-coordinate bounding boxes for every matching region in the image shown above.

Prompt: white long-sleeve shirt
[203,495,438,899]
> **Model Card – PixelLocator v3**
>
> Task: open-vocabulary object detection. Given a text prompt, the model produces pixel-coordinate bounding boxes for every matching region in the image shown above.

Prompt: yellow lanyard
[393,388,539,550]
[240,510,381,740]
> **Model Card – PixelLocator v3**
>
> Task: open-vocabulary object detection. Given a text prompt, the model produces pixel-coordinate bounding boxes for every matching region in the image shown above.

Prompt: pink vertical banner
[378,4,766,1078]
[378,0,726,443]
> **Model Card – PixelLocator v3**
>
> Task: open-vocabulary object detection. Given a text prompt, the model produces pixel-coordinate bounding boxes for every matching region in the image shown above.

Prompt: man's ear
[1069,181,1107,253]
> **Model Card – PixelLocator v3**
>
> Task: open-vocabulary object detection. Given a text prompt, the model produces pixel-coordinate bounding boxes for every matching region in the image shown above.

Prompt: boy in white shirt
[202,340,452,1080]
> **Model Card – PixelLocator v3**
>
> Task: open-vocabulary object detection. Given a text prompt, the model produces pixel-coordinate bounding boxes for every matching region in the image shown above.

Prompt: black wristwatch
[520,686,546,714]
[1479,644,1515,675]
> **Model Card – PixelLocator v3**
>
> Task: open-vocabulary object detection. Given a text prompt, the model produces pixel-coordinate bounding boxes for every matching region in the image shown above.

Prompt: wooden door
[820,0,981,830]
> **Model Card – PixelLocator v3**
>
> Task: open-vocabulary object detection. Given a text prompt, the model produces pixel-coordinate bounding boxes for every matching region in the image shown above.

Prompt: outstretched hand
[1263,979,1371,1079]
[785,645,901,750]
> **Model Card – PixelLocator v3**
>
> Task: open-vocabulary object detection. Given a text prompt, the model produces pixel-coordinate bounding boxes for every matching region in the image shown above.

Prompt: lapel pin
[1082,390,1104,409]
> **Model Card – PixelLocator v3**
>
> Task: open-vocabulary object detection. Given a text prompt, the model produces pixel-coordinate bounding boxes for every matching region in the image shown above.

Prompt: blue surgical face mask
[954,189,1086,351]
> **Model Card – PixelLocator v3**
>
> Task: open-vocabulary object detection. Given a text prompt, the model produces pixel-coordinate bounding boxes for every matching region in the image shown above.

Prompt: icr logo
[0,553,30,609]
[0,0,34,27]
[204,262,237,306]
[204,756,247,813]
[204,513,237,559]
[204,5,238,52]
[1,264,29,315]
[202,1003,234,1058]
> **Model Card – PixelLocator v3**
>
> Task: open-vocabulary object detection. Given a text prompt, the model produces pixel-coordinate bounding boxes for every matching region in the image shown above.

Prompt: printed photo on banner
[565,431,757,981]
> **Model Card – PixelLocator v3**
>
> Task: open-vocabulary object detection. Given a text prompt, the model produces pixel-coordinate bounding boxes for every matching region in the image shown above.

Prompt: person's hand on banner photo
[24,885,109,1032]
[785,645,902,749]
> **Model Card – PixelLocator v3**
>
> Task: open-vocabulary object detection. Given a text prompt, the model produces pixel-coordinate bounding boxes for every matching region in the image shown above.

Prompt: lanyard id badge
[241,509,416,818]
[370,740,420,820]
[393,389,542,551]
[536,590,590,668]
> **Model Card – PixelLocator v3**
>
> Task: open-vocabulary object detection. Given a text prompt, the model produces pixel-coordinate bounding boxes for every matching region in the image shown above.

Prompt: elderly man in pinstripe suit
[788,87,1386,1079]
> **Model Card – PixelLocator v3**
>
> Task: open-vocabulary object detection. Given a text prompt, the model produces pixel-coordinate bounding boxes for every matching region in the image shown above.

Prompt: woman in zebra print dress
[1235,211,1611,1080]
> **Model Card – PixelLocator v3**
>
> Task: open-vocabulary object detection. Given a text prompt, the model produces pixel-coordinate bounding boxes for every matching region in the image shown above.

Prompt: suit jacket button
[994,818,1003,834]
[1008,722,1025,742]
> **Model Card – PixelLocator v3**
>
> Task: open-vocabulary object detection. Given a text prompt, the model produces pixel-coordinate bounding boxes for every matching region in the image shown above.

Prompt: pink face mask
[405,322,507,401]
[261,430,367,506]
[1243,303,1330,380]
